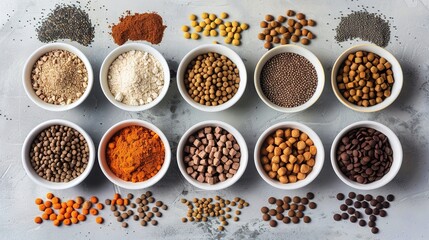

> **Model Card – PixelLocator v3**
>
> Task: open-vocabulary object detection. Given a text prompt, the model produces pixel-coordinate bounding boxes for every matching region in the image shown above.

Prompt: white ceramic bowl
[177,120,248,190]
[331,44,403,112]
[22,43,94,111]
[330,121,403,190]
[254,45,325,113]
[254,122,325,190]
[98,119,171,189]
[100,43,170,111]
[177,44,247,112]
[21,119,95,189]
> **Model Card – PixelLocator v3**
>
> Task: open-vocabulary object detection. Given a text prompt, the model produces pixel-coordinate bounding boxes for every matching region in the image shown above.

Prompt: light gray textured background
[1,0,428,239]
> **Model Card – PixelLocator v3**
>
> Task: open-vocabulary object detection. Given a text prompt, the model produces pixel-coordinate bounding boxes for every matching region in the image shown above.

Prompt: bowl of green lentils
[22,119,95,189]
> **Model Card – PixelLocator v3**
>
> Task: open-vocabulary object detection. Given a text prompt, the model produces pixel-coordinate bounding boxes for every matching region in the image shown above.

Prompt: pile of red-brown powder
[111,12,166,45]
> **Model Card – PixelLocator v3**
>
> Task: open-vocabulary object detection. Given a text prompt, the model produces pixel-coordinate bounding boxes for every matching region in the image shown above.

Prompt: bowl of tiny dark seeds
[254,45,324,113]
[177,120,248,190]
[331,44,403,112]
[22,119,95,189]
[331,121,402,190]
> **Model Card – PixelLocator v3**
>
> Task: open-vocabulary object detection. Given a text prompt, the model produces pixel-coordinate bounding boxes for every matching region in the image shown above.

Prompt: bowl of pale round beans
[254,121,324,190]
[177,44,247,112]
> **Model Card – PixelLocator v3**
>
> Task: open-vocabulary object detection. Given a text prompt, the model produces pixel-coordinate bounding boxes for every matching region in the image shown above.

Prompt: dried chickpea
[191,33,200,40]
[189,14,197,21]
[182,25,190,32]
[260,128,317,184]
[220,12,228,19]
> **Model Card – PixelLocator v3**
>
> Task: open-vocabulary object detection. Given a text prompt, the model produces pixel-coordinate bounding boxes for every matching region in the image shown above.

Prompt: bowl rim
[176,44,247,112]
[254,121,325,190]
[330,120,403,190]
[254,45,325,113]
[176,120,248,190]
[331,43,404,113]
[22,42,94,112]
[98,119,171,190]
[21,119,96,189]
[99,43,171,112]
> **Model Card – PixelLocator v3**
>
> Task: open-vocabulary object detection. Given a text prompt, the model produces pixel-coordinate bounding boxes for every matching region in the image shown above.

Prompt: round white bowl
[254,45,325,113]
[176,44,247,112]
[21,119,95,189]
[330,121,403,190]
[100,43,170,112]
[254,122,325,190]
[331,44,403,112]
[98,119,171,189]
[22,43,94,111]
[177,120,248,190]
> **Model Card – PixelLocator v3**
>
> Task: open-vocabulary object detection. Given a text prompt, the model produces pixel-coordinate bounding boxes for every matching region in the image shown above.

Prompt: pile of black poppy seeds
[36,4,95,46]
[29,125,89,182]
[335,11,391,47]
[260,52,317,108]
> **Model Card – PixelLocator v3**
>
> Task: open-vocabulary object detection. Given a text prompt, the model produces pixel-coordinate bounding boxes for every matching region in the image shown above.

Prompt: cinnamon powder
[111,12,166,45]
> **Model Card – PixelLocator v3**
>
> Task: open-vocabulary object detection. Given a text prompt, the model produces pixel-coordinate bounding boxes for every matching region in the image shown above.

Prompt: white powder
[107,50,164,106]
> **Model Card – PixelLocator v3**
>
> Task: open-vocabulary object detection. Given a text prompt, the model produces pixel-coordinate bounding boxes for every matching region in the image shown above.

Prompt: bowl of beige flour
[100,43,170,111]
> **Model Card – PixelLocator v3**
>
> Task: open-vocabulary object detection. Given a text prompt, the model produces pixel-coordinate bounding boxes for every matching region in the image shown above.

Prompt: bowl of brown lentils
[22,119,95,189]
[177,44,247,112]
[254,121,324,190]
[331,44,403,112]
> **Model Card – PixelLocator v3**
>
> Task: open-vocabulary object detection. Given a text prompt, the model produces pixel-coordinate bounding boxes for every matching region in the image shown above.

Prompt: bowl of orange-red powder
[98,119,171,189]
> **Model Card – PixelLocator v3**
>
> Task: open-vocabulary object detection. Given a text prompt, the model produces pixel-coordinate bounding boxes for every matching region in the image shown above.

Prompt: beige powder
[31,50,88,105]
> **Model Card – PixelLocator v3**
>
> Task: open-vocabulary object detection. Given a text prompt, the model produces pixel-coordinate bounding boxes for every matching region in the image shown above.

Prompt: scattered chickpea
[191,33,200,40]
[189,14,197,21]
[182,25,190,32]
[220,12,228,19]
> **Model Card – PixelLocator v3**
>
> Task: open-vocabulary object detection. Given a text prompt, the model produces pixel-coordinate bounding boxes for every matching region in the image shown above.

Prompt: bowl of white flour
[100,43,170,111]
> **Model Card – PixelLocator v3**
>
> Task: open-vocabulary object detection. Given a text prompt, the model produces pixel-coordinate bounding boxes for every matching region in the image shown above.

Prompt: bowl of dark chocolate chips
[331,121,402,190]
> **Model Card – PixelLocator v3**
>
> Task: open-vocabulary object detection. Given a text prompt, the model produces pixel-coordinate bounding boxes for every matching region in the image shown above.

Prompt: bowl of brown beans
[177,120,248,190]
[21,119,95,189]
[177,44,247,112]
[331,121,403,190]
[331,44,403,112]
[254,122,324,190]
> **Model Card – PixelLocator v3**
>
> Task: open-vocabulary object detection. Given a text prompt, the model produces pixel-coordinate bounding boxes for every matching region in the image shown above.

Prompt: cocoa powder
[111,12,166,45]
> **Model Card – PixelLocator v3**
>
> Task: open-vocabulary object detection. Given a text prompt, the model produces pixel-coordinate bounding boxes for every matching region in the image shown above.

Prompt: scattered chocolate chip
[371,227,379,234]
[356,194,364,201]
[347,207,355,214]
[268,197,276,204]
[283,216,291,224]
[261,206,269,214]
[359,219,366,227]
[341,213,349,220]
[269,220,277,227]
[348,192,356,199]
[364,194,373,201]
[303,216,311,223]
[309,202,317,209]
[306,192,315,200]
[345,199,353,206]
[337,193,345,200]
[368,221,376,227]
[334,214,341,221]
[263,214,270,221]
[340,204,348,211]
[386,194,394,202]
[379,210,387,217]
[350,216,357,223]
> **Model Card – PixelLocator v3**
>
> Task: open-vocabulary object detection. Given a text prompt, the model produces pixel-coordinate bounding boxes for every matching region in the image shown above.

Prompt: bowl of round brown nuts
[254,45,325,113]
[22,43,94,111]
[177,120,248,190]
[21,119,95,189]
[330,120,402,190]
[254,121,324,190]
[176,44,247,112]
[331,44,403,112]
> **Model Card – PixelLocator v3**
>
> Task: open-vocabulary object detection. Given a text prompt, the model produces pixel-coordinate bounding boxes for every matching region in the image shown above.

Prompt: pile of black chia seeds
[36,4,95,46]
[334,11,391,47]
